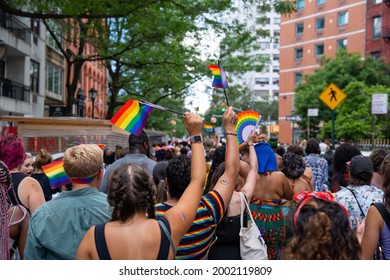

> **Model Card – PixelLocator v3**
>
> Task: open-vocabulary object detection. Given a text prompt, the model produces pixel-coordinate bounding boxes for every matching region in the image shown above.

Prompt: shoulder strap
[372,203,390,230]
[157,216,176,259]
[94,224,111,260]
[240,192,254,228]
[301,174,312,187]
[347,188,365,218]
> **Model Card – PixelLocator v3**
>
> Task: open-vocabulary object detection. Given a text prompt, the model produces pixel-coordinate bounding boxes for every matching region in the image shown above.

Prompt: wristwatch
[190,135,203,143]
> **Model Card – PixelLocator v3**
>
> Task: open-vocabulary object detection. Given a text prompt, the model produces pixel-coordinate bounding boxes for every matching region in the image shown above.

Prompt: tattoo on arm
[32,183,41,192]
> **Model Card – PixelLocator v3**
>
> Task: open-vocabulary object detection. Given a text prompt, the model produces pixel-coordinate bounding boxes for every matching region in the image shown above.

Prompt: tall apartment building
[232,1,281,101]
[278,0,367,144]
[0,11,46,121]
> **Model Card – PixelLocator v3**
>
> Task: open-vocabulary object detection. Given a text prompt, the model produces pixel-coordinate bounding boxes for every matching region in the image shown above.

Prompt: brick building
[278,0,373,144]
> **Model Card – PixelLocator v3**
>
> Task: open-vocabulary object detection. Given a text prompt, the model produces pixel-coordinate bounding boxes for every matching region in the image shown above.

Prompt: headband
[293,191,349,225]
[70,169,101,184]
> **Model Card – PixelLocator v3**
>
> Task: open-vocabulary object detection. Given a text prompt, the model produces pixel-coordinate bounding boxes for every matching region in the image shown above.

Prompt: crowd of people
[0,107,389,260]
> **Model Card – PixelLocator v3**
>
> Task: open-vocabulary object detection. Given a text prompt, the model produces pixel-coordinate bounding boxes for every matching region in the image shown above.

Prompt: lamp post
[89,87,97,119]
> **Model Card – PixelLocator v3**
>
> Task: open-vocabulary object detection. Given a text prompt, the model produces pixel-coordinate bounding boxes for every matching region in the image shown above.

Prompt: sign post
[285,114,302,144]
[371,93,388,149]
[319,83,347,148]
[307,108,318,140]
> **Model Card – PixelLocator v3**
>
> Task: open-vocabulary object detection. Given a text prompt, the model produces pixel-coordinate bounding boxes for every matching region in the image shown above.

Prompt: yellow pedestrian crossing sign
[319,83,346,110]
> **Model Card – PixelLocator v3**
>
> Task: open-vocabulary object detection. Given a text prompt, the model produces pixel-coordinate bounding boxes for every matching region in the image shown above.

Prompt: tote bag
[239,192,268,260]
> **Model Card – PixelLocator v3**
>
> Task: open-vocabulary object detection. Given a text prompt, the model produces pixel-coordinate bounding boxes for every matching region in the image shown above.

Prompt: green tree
[1,0,295,137]
[294,49,390,141]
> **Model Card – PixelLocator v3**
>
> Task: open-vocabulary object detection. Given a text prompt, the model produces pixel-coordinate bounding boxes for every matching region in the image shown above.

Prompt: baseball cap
[347,155,373,180]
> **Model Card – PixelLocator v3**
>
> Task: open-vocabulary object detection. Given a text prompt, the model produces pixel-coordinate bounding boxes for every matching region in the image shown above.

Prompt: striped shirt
[155,190,224,260]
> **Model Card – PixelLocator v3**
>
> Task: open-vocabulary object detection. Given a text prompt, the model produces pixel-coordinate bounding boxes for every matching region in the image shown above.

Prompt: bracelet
[248,143,254,146]
[226,132,238,136]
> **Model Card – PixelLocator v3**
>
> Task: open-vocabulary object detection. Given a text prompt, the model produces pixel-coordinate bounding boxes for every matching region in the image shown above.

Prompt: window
[297,0,305,10]
[30,60,39,94]
[315,44,324,56]
[46,62,64,95]
[272,78,279,85]
[31,19,39,35]
[273,66,279,73]
[255,78,269,85]
[295,47,303,60]
[274,18,280,25]
[373,16,382,38]
[273,54,279,61]
[317,0,326,4]
[338,12,348,26]
[255,90,269,97]
[259,54,270,62]
[46,20,62,52]
[0,60,5,78]
[261,65,270,73]
[296,22,304,35]
[316,17,325,31]
[273,42,280,49]
[256,17,271,25]
[273,90,279,98]
[337,38,347,49]
[259,42,270,49]
[294,72,303,84]
[273,30,280,37]
[371,52,381,59]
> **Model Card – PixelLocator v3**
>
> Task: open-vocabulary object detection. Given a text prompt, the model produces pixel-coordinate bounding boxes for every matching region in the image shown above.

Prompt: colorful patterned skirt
[249,203,286,260]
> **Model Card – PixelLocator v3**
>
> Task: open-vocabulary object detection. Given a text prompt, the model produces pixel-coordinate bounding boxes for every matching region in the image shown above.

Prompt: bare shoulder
[273,171,288,181]
[20,176,43,193]
[304,167,313,177]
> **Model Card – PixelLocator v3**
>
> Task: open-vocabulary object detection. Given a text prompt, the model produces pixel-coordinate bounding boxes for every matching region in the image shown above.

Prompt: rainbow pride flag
[110,100,154,136]
[42,160,71,189]
[203,123,214,133]
[208,64,228,89]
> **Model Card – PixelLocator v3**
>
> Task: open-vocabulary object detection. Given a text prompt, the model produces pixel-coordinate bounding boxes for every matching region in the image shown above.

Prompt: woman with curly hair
[285,191,361,260]
[359,154,390,259]
[281,152,313,194]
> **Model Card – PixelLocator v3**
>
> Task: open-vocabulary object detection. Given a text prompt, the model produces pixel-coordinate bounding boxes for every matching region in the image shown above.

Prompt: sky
[183,27,222,115]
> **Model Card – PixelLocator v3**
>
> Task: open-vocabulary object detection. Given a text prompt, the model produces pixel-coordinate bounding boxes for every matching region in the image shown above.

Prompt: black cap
[348,155,373,180]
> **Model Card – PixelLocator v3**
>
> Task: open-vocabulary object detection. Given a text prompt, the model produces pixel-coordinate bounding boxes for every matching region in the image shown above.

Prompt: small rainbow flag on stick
[42,160,71,189]
[208,64,228,89]
[203,123,214,133]
[110,100,154,136]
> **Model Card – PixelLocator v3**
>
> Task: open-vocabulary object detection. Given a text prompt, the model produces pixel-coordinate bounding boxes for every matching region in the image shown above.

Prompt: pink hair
[0,136,26,170]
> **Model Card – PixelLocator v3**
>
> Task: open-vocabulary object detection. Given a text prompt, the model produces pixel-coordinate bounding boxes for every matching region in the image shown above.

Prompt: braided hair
[0,161,11,260]
[108,164,156,221]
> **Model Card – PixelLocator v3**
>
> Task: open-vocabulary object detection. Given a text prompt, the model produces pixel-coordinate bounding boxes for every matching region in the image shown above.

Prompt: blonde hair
[63,144,103,179]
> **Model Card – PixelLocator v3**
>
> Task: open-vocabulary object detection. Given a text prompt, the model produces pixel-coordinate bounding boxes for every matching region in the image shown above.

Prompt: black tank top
[9,172,30,212]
